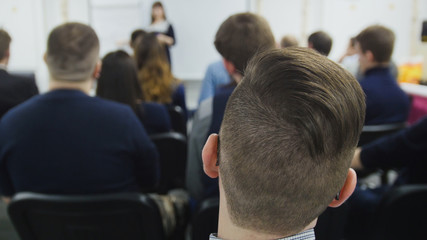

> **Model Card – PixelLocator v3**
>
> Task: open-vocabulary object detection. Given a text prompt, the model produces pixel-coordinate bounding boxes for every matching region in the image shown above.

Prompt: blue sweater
[0,89,159,196]
[360,67,410,125]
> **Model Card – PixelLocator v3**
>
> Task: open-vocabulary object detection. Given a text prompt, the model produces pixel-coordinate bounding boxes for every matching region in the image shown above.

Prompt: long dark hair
[96,50,143,114]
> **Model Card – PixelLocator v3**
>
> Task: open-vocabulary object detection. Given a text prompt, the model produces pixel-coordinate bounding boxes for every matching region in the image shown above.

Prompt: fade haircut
[308,31,333,56]
[356,25,395,63]
[214,13,275,74]
[0,29,11,60]
[219,48,365,236]
[46,22,99,81]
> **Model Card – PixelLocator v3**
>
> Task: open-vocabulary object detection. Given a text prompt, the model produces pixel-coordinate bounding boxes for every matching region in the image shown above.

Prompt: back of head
[356,25,395,63]
[219,48,365,236]
[280,35,299,48]
[0,29,11,60]
[130,29,146,49]
[96,50,142,111]
[214,12,275,74]
[46,22,99,81]
[308,31,333,56]
[134,32,173,103]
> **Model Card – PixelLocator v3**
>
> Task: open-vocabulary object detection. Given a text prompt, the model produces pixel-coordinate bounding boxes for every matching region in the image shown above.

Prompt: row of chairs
[9,184,424,240]
[4,120,413,239]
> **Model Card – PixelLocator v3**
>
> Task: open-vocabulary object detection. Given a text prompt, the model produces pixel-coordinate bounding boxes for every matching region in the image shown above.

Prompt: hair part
[356,25,395,63]
[46,22,100,82]
[214,12,275,74]
[219,48,365,236]
[0,29,11,60]
[308,31,333,56]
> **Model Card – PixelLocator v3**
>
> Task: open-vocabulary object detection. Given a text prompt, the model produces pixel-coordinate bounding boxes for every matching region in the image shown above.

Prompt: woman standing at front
[146,1,175,65]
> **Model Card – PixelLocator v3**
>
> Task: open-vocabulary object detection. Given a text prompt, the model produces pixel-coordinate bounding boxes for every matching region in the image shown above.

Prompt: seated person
[308,31,333,56]
[203,48,365,239]
[134,32,187,120]
[346,117,427,238]
[280,34,299,48]
[0,23,159,202]
[355,25,410,125]
[96,50,172,135]
[186,12,276,202]
[0,29,38,119]
[198,60,231,105]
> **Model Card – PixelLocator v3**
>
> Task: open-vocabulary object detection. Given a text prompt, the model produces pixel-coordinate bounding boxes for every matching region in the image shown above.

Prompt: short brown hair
[0,29,11,60]
[46,22,99,81]
[280,35,299,48]
[356,25,395,63]
[219,48,365,236]
[214,13,275,74]
[308,31,333,56]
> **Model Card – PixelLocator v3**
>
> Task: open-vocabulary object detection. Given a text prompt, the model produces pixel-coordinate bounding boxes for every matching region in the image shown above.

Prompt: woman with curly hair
[97,50,172,135]
[134,32,187,120]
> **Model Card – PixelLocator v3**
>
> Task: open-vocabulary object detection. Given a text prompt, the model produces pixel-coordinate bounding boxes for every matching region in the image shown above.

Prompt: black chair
[371,184,427,240]
[150,132,187,194]
[191,197,219,240]
[7,192,165,240]
[357,122,407,182]
[167,105,187,136]
[358,122,407,146]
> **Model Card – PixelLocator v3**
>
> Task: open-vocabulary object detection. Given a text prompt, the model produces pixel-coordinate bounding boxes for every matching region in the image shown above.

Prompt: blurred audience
[96,50,172,135]
[0,29,38,119]
[134,32,187,119]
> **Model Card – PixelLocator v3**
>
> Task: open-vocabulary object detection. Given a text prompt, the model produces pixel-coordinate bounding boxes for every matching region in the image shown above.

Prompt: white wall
[1,0,426,92]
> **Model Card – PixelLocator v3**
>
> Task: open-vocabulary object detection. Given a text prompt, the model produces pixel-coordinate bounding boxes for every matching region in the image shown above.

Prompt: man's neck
[217,184,316,240]
[364,62,390,73]
[49,78,93,95]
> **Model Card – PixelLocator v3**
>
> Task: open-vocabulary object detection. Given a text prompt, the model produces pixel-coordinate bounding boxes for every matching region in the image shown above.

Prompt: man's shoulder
[0,71,36,89]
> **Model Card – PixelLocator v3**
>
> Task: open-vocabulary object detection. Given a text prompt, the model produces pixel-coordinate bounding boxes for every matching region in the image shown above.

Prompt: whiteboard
[89,0,249,80]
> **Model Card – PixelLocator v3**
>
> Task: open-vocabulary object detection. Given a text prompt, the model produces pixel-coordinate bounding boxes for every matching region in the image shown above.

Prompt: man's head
[130,29,146,50]
[45,22,100,82]
[308,31,333,56]
[203,48,365,237]
[280,34,299,48]
[214,13,275,77]
[355,25,395,73]
[0,29,11,64]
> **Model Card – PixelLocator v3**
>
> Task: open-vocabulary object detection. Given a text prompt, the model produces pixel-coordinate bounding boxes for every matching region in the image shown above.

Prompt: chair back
[167,105,187,136]
[358,122,407,146]
[7,192,165,240]
[371,184,427,240]
[191,197,219,240]
[150,132,187,193]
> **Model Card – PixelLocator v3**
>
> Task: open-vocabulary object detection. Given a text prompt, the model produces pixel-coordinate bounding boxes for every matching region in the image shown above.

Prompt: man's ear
[202,134,219,179]
[365,50,375,62]
[223,59,236,75]
[92,60,102,79]
[43,52,47,63]
[329,168,357,208]
[308,42,313,49]
[5,48,10,59]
